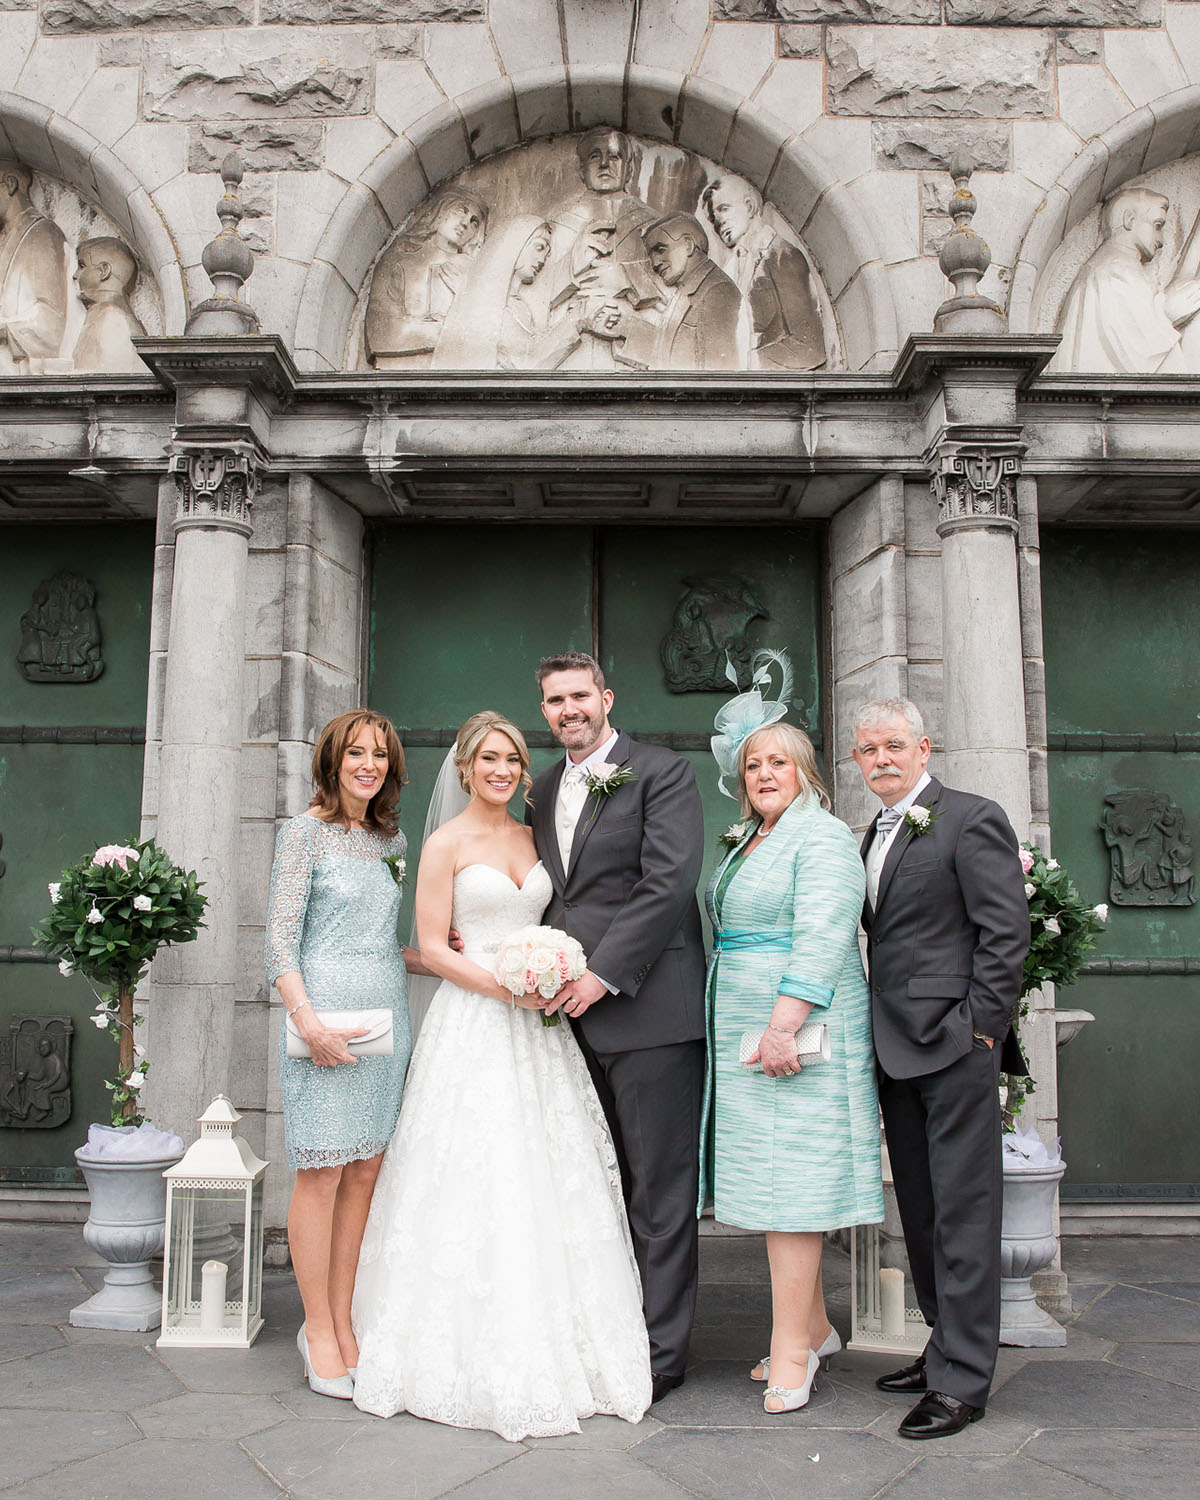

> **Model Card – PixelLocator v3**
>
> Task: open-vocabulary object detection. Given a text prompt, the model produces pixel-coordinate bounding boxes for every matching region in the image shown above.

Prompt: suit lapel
[536,759,569,892]
[860,815,880,927]
[874,778,941,914]
[566,731,631,880]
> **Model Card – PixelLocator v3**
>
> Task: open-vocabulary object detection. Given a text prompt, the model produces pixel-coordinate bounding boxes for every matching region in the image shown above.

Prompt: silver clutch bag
[285,1007,394,1059]
[739,1023,831,1072]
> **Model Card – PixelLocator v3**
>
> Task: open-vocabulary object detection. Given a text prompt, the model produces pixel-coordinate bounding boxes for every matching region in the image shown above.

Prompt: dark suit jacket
[528,732,707,1053]
[860,778,1030,1081]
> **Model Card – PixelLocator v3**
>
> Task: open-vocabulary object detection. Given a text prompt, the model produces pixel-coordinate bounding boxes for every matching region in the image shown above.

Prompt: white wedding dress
[351,861,652,1441]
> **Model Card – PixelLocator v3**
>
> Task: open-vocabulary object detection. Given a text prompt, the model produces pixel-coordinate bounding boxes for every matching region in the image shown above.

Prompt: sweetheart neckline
[457,860,545,891]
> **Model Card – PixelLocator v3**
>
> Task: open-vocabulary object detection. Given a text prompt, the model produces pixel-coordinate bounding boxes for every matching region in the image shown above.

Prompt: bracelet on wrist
[767,1021,799,1035]
[287,998,311,1018]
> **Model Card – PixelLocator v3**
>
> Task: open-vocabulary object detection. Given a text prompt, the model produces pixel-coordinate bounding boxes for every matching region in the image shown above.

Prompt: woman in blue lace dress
[266,709,424,1400]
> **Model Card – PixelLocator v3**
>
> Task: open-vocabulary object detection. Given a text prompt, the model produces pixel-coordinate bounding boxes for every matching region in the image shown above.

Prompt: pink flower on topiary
[1019,846,1035,875]
[93,844,139,870]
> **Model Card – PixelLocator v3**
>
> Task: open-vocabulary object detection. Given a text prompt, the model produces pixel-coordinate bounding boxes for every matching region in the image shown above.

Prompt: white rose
[589,762,618,784]
[1024,882,1036,900]
[124,1071,145,1092]
[48,882,61,903]
[58,959,74,977]
[89,1012,109,1029]
[1045,858,1060,871]
[1044,916,1061,936]
[1093,903,1108,923]
[86,906,103,925]
[133,895,152,912]
[727,822,748,841]
[528,946,555,974]
[907,805,930,828]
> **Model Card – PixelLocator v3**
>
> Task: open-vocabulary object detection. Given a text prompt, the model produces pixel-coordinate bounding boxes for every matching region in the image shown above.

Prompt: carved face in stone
[645,225,695,288]
[513,225,552,286]
[1128,200,1168,263]
[580,132,632,195]
[434,199,485,253]
[707,186,756,249]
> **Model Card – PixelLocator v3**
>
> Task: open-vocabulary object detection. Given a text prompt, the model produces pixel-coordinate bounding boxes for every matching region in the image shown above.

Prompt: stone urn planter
[70,1145,182,1331]
[999,1160,1068,1347]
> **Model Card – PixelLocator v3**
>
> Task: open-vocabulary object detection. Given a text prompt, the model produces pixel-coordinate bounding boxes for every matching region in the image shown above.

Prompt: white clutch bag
[285,1007,394,1059]
[739,1023,831,1072]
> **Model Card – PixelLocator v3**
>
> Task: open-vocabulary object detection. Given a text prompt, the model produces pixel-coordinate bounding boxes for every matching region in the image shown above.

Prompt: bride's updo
[454,710,534,802]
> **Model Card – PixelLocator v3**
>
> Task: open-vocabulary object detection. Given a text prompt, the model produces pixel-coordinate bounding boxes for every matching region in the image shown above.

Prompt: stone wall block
[719,0,936,15]
[832,550,906,681]
[904,551,942,662]
[1105,31,1189,110]
[830,474,905,568]
[260,1,481,18]
[276,168,362,268]
[835,258,902,369]
[68,66,140,149]
[946,0,1158,25]
[904,660,943,741]
[1057,27,1102,61]
[229,998,267,1110]
[42,1,253,31]
[1027,746,1049,827]
[489,0,563,77]
[284,549,361,676]
[697,19,777,98]
[143,28,373,121]
[827,27,1055,119]
[425,21,502,105]
[244,550,286,658]
[804,115,873,181]
[848,169,920,264]
[278,653,358,746]
[513,65,572,139]
[286,474,364,576]
[244,658,282,746]
[291,255,356,369]
[1056,61,1131,145]
[276,738,315,820]
[236,819,277,941]
[723,105,797,199]
[456,76,522,163]
[1143,87,1200,175]
[0,12,37,93]
[403,106,471,198]
[18,35,97,114]
[1098,104,1154,202]
[43,108,104,204]
[566,65,626,132]
[677,73,739,164]
[562,0,635,65]
[624,66,684,142]
[0,97,57,178]
[752,58,824,136]
[1055,138,1110,236]
[188,122,324,175]
[96,35,141,66]
[632,0,709,73]
[238,745,279,823]
[324,115,396,187]
[799,184,865,300]
[1165,6,1200,85]
[317,180,391,296]
[778,25,824,60]
[872,120,1011,173]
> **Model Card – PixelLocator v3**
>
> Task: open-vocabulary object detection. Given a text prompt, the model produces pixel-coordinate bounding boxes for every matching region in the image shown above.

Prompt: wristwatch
[973,1031,997,1043]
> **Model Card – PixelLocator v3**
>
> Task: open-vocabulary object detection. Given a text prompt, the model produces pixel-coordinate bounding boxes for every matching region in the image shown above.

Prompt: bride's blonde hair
[454,711,533,803]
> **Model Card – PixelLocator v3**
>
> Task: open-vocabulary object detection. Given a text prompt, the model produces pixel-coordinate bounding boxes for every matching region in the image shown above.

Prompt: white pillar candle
[199,1259,228,1333]
[880,1266,906,1338]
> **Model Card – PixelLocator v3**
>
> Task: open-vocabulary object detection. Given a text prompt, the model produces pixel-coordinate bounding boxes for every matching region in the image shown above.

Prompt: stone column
[929,431,1031,835]
[145,448,257,1141]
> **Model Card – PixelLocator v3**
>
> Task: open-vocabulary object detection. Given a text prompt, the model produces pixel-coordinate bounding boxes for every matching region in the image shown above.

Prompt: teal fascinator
[711,648,793,801]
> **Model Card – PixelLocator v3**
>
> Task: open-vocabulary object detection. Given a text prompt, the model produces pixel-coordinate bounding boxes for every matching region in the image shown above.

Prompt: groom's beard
[553,709,607,756]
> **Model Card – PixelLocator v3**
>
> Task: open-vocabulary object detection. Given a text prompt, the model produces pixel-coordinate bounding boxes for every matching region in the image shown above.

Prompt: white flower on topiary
[48,882,61,903]
[133,895,152,912]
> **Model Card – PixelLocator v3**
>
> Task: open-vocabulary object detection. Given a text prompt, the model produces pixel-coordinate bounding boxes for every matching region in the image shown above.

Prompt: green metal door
[0,524,153,1186]
[1042,530,1200,1203]
[368,523,823,914]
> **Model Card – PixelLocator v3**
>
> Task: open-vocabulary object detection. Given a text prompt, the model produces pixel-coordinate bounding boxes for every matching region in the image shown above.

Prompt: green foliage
[34,838,206,990]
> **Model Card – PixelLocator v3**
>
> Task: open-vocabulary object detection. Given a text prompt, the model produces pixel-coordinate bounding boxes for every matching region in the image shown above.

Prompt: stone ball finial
[186,148,259,336]
[933,151,1005,334]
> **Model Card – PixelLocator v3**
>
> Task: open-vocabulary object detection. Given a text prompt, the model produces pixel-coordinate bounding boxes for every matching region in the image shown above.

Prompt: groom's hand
[548,970,607,1019]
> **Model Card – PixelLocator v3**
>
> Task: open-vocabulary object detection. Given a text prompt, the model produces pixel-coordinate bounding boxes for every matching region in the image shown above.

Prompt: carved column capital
[928,437,1022,538]
[169,445,257,539]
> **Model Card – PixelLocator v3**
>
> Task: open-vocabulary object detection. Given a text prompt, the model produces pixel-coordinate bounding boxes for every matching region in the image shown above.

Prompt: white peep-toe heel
[752,1325,842,1382]
[763,1350,819,1414]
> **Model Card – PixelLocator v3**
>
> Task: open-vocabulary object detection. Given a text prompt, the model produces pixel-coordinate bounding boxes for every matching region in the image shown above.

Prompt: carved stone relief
[1038,156,1200,374]
[660,576,769,693]
[354,130,838,374]
[930,444,1020,533]
[16,572,104,683]
[0,1016,73,1130]
[0,162,161,377]
[1101,790,1195,907]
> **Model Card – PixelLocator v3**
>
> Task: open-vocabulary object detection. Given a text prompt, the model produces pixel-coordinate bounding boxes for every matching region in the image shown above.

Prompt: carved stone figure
[660,575,769,692]
[364,186,488,369]
[0,162,69,375]
[1101,790,1195,907]
[71,237,147,375]
[16,571,104,683]
[0,1016,72,1130]
[702,173,826,371]
[621,213,741,372]
[1054,187,1200,374]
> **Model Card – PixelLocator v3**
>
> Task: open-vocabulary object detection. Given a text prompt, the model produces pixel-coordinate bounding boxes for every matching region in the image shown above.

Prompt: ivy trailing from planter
[34,841,207,1125]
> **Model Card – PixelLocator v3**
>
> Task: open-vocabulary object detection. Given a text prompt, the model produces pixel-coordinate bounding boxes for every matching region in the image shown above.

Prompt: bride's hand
[491,983,547,1012]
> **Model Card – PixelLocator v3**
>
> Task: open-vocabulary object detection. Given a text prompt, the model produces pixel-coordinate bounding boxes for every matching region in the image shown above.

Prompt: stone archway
[1007,83,1200,336]
[292,65,898,374]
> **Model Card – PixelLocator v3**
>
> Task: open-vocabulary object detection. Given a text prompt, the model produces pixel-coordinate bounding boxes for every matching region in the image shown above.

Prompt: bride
[351,711,652,1440]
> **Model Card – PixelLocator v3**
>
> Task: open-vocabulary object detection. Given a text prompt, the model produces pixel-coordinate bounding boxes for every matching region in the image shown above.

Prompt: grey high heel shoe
[297,1323,354,1401]
[752,1326,842,1382]
[763,1349,819,1414]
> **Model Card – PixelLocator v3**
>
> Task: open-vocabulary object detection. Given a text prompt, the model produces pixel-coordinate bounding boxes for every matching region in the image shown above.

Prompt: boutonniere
[719,821,750,849]
[903,802,938,837]
[381,853,406,887]
[582,762,636,798]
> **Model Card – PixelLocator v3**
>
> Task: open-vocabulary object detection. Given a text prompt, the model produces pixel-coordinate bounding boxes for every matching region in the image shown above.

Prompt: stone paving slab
[0,1341,185,1411]
[636,1426,911,1500]
[0,1269,95,1322]
[1021,1428,1200,1500]
[989,1357,1200,1427]
[0,1435,287,1500]
[879,1452,1113,1498]
[1059,1235,1195,1284]
[1107,1340,1200,1389]
[0,1407,139,1488]
[445,1447,695,1500]
[0,1320,66,1361]
[1072,1283,1200,1342]
[130,1389,291,1440]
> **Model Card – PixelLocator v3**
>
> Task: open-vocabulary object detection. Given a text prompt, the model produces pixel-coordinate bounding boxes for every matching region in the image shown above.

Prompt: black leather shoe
[651,1371,685,1403]
[875,1356,927,1393]
[898,1390,984,1440]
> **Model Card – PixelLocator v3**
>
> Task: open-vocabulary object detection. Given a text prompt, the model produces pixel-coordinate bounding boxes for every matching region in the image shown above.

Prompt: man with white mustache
[851,698,1029,1442]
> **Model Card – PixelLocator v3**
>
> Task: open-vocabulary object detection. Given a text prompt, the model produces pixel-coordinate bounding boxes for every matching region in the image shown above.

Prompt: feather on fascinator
[711,648,793,801]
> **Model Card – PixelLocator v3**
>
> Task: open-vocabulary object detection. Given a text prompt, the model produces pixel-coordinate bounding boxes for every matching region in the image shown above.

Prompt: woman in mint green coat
[701,721,883,1414]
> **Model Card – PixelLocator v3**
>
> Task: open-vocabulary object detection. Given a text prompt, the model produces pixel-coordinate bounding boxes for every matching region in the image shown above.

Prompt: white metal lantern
[157,1095,268,1349]
[848,1136,930,1358]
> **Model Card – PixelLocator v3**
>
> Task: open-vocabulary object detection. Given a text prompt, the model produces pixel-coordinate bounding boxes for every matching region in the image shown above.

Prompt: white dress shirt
[554,728,620,993]
[865,770,932,908]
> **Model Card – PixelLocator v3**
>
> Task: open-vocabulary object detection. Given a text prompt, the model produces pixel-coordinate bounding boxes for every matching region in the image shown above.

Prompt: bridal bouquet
[494,925,587,1028]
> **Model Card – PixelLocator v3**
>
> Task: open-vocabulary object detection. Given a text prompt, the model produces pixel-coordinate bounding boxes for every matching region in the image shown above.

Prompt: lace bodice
[452,862,553,961]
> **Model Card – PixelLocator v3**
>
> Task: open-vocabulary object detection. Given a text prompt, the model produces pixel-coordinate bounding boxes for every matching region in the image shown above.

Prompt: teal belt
[713,928,792,954]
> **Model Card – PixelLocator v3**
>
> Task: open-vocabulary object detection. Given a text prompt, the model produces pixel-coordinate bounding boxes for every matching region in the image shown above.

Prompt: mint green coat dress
[700,794,884,1231]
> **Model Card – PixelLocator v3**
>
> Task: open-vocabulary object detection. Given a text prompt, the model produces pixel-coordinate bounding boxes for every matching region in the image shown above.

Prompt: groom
[530,651,707,1402]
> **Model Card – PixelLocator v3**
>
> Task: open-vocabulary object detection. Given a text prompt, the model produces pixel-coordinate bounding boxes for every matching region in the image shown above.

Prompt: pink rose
[1019,847,1035,875]
[93,844,139,870]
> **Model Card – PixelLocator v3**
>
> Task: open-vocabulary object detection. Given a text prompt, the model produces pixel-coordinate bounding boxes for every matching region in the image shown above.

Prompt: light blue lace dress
[266,813,412,1170]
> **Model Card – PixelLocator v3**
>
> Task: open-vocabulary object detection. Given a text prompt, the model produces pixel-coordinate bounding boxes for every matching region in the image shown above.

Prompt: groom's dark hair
[536,651,606,693]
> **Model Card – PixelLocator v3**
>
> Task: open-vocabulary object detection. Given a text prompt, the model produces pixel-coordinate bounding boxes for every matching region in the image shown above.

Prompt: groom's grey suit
[529,731,706,1379]
[860,776,1029,1409]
